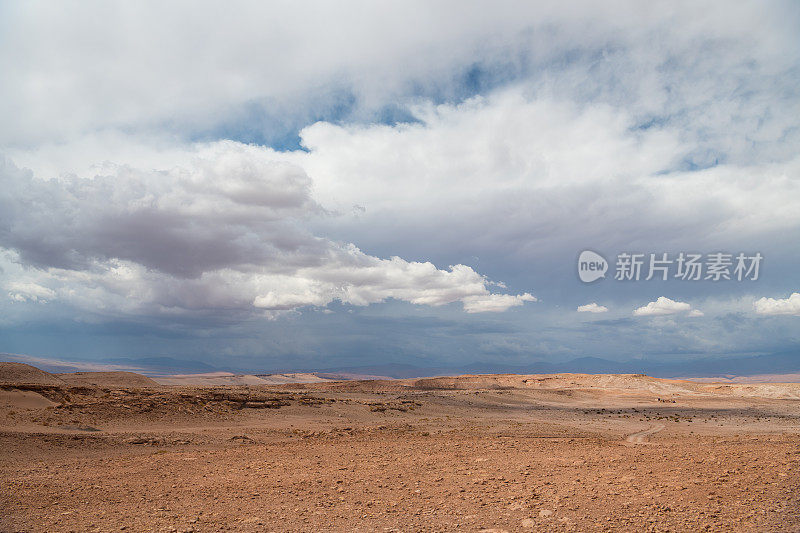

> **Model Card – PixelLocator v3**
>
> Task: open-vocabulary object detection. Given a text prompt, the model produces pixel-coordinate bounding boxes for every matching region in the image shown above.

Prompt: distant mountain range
[306,351,800,379]
[3,350,799,380]
[111,351,800,379]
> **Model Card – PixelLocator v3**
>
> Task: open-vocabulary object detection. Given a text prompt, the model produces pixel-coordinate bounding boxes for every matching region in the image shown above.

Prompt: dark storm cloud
[0,153,325,277]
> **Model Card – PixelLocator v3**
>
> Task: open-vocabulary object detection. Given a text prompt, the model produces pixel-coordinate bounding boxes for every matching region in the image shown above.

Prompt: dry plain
[2,362,800,532]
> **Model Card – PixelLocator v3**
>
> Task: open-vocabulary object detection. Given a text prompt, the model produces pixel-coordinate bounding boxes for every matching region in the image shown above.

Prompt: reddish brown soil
[2,366,800,532]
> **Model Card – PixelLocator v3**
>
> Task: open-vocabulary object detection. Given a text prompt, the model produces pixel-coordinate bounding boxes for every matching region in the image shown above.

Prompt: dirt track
[625,424,665,444]
[2,366,800,532]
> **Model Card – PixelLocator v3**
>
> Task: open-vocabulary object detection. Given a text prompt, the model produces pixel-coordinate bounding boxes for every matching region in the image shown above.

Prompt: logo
[578,250,608,283]
[576,250,762,283]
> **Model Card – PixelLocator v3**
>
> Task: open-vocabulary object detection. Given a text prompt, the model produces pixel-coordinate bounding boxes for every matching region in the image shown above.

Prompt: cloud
[6,4,799,269]
[462,293,537,314]
[754,292,800,316]
[633,297,700,317]
[5,82,796,326]
[286,89,800,273]
[1,145,321,277]
[0,148,534,317]
[0,2,588,144]
[688,309,705,317]
[577,303,608,313]
[2,1,797,156]
[0,2,799,366]
[5,281,55,303]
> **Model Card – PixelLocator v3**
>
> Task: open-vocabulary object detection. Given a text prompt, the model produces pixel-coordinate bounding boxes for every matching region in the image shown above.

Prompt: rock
[124,437,158,445]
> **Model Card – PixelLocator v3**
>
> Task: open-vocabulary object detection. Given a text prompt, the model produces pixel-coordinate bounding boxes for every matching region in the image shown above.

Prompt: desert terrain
[1,362,800,532]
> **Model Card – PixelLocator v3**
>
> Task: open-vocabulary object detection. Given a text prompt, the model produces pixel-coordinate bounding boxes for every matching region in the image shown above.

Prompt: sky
[1,1,799,373]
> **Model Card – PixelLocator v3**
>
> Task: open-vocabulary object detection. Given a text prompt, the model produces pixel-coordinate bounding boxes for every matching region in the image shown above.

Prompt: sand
[152,372,332,386]
[1,364,799,531]
[55,371,160,388]
[0,362,67,387]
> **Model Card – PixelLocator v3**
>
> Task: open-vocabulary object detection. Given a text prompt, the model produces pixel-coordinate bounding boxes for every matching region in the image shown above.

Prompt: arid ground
[2,362,800,532]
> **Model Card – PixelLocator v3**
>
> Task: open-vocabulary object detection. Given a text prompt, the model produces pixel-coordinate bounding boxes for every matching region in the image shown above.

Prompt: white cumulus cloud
[462,293,537,314]
[577,303,608,313]
[0,146,535,317]
[754,292,800,316]
[633,297,700,317]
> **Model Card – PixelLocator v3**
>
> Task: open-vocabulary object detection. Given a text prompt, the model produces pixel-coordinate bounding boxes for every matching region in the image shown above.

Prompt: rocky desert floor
[2,363,800,532]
